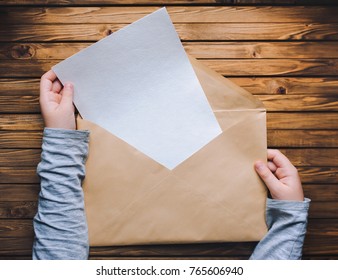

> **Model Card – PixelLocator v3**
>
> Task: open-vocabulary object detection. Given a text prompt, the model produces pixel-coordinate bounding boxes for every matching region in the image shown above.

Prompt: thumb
[254,161,281,194]
[60,83,74,107]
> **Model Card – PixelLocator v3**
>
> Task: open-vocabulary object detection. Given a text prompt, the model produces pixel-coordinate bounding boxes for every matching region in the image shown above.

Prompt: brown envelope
[77,56,268,246]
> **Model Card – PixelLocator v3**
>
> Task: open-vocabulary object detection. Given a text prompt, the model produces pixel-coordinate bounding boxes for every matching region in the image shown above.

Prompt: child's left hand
[40,70,76,130]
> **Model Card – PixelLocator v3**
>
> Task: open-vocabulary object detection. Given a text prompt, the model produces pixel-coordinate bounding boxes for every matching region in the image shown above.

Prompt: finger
[254,161,281,194]
[267,149,295,170]
[267,160,277,173]
[40,70,57,106]
[52,79,63,93]
[60,83,74,108]
[40,70,57,93]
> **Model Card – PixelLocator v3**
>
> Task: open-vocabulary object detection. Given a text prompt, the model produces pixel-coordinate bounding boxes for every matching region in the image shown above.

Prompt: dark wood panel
[1,94,337,113]
[309,202,338,219]
[0,202,37,219]
[267,113,338,130]
[297,167,338,184]
[1,130,337,148]
[0,149,41,167]
[2,113,338,130]
[268,130,338,148]
[278,149,338,167]
[2,23,338,42]
[2,59,338,77]
[229,77,338,95]
[0,115,43,130]
[1,148,337,167]
[0,220,33,238]
[0,184,40,201]
[0,131,42,148]
[303,185,338,202]
[2,42,338,60]
[2,77,337,96]
[2,7,338,24]
[0,167,39,184]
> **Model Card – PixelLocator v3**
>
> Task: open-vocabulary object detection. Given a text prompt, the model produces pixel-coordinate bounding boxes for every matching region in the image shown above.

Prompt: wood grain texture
[2,6,338,24]
[2,59,338,77]
[0,131,42,148]
[2,77,337,96]
[2,23,338,42]
[2,42,338,60]
[0,202,37,219]
[0,184,40,201]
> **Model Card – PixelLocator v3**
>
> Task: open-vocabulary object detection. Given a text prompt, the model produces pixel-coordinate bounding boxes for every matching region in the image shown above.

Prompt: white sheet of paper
[52,7,222,169]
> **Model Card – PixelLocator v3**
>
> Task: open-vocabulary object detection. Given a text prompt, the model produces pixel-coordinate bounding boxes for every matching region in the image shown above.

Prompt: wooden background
[0,0,338,260]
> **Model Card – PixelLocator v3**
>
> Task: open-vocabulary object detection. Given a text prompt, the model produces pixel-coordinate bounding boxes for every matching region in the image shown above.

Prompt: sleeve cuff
[43,128,90,140]
[267,198,311,211]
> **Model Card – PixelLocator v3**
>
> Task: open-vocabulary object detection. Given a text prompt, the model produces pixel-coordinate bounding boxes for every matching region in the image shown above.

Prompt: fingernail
[65,83,73,89]
[255,161,265,171]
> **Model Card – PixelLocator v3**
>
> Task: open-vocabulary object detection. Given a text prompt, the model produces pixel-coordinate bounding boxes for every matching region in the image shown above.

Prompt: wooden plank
[0,167,39,184]
[0,166,335,184]
[1,23,338,42]
[0,202,37,219]
[203,59,338,76]
[2,42,338,60]
[2,94,337,113]
[0,96,40,113]
[0,184,40,201]
[1,148,337,167]
[2,7,338,24]
[2,77,337,96]
[0,220,33,238]
[267,113,338,130]
[0,115,43,130]
[229,77,338,95]
[1,130,337,149]
[0,237,33,256]
[0,149,41,167]
[298,167,338,184]
[1,113,338,130]
[309,202,338,219]
[2,0,336,6]
[279,149,338,167]
[303,185,338,202]
[268,130,338,148]
[0,131,42,148]
[2,59,338,77]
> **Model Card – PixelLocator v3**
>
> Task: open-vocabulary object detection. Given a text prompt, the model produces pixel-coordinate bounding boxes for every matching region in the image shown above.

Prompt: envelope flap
[188,55,265,111]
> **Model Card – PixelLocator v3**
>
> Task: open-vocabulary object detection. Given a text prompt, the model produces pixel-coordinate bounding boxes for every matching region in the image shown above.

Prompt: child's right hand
[254,149,304,201]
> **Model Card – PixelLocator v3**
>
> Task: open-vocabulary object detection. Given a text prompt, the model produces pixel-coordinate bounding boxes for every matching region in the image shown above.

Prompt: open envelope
[77,56,268,246]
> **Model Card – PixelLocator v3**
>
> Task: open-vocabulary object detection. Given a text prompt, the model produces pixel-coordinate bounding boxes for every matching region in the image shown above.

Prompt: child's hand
[40,70,76,130]
[254,149,304,201]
